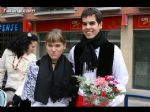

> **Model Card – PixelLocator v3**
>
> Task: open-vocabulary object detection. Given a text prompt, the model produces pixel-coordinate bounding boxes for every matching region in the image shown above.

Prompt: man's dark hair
[81,7,103,24]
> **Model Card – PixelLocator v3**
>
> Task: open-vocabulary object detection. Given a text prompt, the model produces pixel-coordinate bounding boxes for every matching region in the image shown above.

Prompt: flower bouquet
[75,75,126,107]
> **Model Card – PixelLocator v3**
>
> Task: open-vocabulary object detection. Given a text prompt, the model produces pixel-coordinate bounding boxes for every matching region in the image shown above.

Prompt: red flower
[113,87,120,93]
[101,92,107,97]
[104,75,109,80]
[104,75,114,81]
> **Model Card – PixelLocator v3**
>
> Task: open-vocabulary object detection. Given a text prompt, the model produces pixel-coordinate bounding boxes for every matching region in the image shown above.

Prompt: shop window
[37,31,82,58]
[64,30,120,56]
[37,32,47,58]
[103,30,120,47]
[63,31,82,55]
[38,30,120,58]
[133,30,150,90]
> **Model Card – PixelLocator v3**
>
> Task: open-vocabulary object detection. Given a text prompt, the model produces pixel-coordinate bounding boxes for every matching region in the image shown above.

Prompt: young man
[68,7,128,107]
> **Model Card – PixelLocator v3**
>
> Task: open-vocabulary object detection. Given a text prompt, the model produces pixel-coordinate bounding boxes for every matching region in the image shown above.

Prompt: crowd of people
[0,7,128,107]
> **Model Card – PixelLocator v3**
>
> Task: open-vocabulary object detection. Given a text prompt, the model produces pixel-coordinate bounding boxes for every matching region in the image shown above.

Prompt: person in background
[68,7,128,107]
[19,29,75,107]
[0,32,38,106]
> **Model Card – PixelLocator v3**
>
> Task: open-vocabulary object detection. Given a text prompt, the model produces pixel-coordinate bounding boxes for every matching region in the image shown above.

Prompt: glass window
[133,30,150,90]
[38,32,47,58]
[103,30,120,47]
[63,31,82,55]
[37,31,82,58]
[37,30,120,58]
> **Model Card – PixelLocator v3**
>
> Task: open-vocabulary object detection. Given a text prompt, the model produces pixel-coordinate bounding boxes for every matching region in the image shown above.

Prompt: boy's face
[45,42,66,63]
[82,14,102,39]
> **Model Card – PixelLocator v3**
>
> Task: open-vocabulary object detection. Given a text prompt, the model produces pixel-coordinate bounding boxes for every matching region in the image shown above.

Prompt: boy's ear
[64,43,67,50]
[99,21,103,30]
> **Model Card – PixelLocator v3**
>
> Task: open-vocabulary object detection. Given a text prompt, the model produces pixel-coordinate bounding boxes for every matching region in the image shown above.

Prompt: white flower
[27,32,32,37]
[85,79,92,86]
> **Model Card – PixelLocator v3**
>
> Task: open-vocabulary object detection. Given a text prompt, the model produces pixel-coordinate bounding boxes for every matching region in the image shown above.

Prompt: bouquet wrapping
[75,75,126,107]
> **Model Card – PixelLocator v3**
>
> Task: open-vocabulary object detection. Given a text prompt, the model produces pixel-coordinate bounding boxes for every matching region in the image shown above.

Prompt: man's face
[45,42,66,63]
[82,14,102,39]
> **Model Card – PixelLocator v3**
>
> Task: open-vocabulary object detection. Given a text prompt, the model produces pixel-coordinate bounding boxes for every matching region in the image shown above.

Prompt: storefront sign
[71,20,82,30]
[133,15,150,29]
[36,17,121,32]
[0,23,22,32]
[103,16,121,30]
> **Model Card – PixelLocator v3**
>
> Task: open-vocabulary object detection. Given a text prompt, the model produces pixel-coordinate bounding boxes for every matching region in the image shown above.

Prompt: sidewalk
[118,97,150,107]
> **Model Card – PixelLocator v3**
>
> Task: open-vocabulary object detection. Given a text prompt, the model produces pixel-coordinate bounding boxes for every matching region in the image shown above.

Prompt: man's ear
[99,21,103,30]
